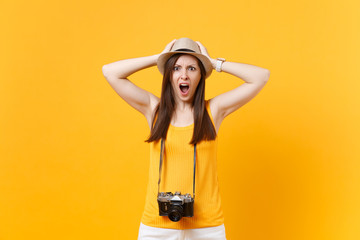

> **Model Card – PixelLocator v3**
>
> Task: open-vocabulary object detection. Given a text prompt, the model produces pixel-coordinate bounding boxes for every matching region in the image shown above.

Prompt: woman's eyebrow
[174,63,198,67]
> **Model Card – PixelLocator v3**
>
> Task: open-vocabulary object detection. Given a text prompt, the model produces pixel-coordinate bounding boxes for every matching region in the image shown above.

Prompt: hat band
[175,48,195,53]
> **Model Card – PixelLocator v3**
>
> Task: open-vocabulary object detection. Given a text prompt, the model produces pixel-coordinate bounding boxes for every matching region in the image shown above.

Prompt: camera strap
[157,138,197,199]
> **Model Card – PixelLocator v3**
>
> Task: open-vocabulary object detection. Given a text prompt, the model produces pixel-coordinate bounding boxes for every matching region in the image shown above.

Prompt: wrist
[152,54,161,64]
[210,58,217,69]
[215,58,226,72]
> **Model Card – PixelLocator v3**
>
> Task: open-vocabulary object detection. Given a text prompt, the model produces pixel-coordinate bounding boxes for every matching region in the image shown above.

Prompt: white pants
[137,222,227,240]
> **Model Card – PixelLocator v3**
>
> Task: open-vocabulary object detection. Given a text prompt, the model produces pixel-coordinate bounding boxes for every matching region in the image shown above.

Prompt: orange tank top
[140,100,224,229]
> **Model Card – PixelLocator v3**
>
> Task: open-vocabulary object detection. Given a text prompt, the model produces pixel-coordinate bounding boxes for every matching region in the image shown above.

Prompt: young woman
[102,38,270,240]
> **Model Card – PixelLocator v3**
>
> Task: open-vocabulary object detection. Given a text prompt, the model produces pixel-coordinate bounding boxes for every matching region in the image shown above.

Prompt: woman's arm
[102,40,176,127]
[196,41,270,132]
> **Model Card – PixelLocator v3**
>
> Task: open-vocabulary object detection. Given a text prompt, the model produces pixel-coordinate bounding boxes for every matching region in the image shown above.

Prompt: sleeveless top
[140,100,224,229]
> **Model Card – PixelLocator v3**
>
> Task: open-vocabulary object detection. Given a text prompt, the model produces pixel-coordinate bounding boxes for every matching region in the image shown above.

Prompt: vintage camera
[157,191,194,222]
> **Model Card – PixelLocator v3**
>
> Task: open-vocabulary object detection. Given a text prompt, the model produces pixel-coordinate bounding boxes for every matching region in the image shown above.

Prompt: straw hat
[157,38,213,79]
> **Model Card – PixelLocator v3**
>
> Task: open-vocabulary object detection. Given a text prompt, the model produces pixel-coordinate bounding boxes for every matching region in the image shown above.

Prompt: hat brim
[157,51,213,79]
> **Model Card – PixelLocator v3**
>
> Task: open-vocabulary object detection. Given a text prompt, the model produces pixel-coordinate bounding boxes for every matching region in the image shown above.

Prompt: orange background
[1,0,359,239]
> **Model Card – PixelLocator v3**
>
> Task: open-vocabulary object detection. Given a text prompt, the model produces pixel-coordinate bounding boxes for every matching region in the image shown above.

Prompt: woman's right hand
[159,39,177,56]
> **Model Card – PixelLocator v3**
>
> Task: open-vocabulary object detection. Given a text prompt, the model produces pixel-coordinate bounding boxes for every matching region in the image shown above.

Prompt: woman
[102,38,270,240]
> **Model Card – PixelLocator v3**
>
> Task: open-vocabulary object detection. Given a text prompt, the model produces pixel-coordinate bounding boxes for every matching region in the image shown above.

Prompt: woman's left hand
[196,41,216,68]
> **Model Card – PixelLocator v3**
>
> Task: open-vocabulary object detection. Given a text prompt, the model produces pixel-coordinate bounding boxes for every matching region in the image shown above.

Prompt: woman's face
[171,54,202,104]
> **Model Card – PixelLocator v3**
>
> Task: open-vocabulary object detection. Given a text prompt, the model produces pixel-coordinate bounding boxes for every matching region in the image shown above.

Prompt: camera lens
[168,206,183,222]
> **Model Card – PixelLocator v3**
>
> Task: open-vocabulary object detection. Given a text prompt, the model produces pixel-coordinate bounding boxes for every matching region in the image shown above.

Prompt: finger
[163,39,176,52]
[168,39,176,45]
[196,41,204,48]
[196,41,207,52]
[196,41,211,59]
[196,42,207,53]
[167,39,176,48]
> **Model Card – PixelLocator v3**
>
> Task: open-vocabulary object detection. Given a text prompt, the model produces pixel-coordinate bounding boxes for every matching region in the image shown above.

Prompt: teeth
[179,83,190,94]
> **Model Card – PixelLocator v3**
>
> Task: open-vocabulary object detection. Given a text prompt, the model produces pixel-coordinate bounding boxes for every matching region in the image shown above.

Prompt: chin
[176,94,193,103]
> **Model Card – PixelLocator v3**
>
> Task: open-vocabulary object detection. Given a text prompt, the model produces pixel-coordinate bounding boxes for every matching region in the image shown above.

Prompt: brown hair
[145,53,216,145]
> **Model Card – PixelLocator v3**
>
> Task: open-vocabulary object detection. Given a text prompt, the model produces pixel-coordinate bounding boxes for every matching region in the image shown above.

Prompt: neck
[174,100,193,111]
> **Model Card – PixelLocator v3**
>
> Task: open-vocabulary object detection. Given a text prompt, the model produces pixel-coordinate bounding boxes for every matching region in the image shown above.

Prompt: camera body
[157,191,194,222]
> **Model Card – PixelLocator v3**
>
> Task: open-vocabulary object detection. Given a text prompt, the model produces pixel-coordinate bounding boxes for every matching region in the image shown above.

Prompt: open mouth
[179,83,190,94]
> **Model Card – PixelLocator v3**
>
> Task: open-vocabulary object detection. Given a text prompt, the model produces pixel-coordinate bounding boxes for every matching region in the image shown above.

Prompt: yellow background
[1,0,359,239]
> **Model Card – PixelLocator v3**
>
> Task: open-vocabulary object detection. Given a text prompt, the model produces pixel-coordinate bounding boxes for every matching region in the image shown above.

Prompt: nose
[180,69,189,80]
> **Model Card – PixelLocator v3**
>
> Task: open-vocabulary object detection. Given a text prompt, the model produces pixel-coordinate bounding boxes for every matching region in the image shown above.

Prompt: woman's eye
[189,67,196,71]
[173,66,179,71]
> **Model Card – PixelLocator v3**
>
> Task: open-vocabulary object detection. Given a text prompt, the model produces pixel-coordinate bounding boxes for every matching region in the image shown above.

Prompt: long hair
[145,53,216,145]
